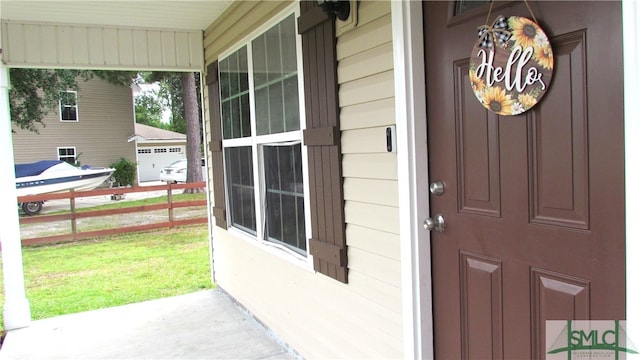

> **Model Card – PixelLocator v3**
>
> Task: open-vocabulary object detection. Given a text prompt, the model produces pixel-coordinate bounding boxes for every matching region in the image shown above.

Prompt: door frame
[622,0,640,345]
[392,1,640,358]
[391,2,432,358]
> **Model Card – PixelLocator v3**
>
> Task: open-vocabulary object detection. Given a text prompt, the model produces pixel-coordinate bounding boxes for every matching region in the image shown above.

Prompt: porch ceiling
[0,0,233,31]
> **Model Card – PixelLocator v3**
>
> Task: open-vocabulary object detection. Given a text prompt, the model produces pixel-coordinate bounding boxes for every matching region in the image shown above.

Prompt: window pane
[255,87,269,135]
[222,100,232,139]
[268,81,284,134]
[253,14,298,135]
[266,192,283,242]
[238,48,249,92]
[263,144,305,253]
[253,36,267,87]
[62,107,77,121]
[283,75,300,132]
[240,94,251,137]
[281,15,297,75]
[58,147,76,164]
[60,92,76,106]
[266,25,282,82]
[231,97,241,138]
[220,57,230,99]
[454,0,487,15]
[225,147,256,234]
[60,91,78,121]
[220,47,250,139]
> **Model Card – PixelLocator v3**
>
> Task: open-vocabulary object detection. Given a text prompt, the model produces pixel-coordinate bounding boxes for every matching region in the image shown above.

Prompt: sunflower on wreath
[482,86,514,116]
[469,70,486,96]
[509,16,554,70]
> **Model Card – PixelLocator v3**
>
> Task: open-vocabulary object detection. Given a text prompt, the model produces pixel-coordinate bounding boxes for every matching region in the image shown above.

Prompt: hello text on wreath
[469,15,554,116]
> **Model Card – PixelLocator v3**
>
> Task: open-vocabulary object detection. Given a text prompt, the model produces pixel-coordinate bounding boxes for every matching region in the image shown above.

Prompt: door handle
[424,213,446,232]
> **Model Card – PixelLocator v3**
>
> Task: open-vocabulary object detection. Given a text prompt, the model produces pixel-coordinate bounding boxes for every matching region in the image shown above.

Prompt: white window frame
[57,146,77,164]
[218,4,312,264]
[59,90,79,122]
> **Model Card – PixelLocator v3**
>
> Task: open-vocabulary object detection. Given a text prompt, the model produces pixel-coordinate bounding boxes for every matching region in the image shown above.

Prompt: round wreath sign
[469,15,554,116]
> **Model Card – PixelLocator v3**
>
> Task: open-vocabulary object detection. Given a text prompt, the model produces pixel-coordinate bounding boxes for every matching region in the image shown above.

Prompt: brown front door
[424,1,625,358]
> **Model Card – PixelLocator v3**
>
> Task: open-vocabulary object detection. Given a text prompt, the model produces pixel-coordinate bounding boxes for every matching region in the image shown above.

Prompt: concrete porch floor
[0,289,295,360]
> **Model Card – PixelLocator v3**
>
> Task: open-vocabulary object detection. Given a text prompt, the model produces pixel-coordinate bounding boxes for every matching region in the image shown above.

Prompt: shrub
[110,157,136,186]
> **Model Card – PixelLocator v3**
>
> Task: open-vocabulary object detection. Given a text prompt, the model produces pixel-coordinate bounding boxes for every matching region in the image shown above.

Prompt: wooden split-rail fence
[17,182,208,246]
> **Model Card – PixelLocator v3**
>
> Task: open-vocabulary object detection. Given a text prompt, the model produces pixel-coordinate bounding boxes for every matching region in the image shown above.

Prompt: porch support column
[0,63,32,330]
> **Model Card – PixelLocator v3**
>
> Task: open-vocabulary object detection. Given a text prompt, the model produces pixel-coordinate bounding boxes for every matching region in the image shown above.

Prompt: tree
[134,91,171,130]
[152,73,186,134]
[144,72,204,193]
[181,72,204,193]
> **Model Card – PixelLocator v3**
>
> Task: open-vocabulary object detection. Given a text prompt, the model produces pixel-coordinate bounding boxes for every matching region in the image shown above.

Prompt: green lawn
[0,224,214,331]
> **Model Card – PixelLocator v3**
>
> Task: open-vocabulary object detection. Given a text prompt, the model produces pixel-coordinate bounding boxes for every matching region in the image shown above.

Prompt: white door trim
[623,0,640,343]
[391,2,433,359]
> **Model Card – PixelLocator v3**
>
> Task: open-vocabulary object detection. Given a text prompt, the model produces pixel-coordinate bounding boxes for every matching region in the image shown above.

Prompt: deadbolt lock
[429,180,445,196]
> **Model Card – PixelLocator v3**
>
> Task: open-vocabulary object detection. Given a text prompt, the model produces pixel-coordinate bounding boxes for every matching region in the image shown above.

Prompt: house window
[58,147,77,164]
[60,91,78,122]
[219,12,307,254]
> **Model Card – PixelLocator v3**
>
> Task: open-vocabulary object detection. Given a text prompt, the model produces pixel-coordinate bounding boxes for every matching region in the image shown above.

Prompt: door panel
[460,252,503,359]
[424,2,624,359]
[529,30,588,229]
[454,60,502,217]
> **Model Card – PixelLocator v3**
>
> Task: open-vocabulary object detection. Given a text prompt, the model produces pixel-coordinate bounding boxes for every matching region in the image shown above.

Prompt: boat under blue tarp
[15,160,63,178]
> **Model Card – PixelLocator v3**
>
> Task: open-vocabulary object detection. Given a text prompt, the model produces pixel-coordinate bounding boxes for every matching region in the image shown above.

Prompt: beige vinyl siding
[12,77,136,168]
[2,21,203,70]
[341,97,396,130]
[203,1,402,358]
[344,177,398,206]
[343,153,398,179]
[214,231,403,359]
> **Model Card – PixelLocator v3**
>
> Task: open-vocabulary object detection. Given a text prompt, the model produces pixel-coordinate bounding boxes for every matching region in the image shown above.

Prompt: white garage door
[137,146,185,182]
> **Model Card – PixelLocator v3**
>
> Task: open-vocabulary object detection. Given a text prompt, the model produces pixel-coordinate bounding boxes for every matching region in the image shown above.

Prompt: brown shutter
[298,1,347,283]
[206,61,227,229]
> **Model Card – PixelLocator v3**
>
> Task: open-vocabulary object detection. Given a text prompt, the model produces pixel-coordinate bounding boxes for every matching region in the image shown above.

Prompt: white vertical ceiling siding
[72,27,90,64]
[161,31,177,67]
[2,21,204,70]
[58,26,75,65]
[0,1,232,31]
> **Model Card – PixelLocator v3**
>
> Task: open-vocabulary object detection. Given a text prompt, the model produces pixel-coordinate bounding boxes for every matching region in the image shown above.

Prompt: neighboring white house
[128,123,186,182]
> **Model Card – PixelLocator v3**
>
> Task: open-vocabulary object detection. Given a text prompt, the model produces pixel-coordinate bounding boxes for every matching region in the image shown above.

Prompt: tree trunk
[182,72,204,193]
